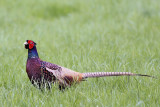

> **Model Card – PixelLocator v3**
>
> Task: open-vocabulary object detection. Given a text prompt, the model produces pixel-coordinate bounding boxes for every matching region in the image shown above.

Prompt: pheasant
[24,40,153,90]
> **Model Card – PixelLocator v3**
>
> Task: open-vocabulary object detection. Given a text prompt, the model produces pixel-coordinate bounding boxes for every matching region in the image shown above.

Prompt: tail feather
[82,72,154,79]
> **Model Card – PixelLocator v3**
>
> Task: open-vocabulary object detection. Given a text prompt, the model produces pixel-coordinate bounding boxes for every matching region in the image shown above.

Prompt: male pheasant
[24,40,153,90]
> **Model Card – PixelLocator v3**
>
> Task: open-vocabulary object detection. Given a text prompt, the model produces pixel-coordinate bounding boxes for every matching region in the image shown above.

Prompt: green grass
[0,0,160,106]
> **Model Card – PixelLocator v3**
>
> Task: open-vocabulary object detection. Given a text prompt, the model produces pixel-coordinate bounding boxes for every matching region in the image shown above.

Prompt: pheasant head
[24,40,37,50]
[24,40,39,58]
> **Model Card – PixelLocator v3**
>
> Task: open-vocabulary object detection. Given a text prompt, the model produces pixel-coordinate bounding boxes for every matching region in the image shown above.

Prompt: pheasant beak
[24,42,28,45]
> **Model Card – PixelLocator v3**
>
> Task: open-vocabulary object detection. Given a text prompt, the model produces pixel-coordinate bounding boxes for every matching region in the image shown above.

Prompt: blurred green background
[0,0,160,106]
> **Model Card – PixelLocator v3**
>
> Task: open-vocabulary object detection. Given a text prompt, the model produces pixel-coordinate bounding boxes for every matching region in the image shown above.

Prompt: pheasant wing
[44,61,70,87]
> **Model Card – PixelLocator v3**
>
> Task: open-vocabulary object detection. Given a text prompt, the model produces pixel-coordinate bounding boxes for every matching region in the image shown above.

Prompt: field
[0,0,160,106]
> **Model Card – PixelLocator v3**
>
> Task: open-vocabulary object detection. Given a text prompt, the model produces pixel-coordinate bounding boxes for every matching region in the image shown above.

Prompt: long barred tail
[82,72,154,79]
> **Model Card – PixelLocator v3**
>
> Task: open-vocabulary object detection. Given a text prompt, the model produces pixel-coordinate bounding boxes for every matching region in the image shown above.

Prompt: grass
[0,0,160,106]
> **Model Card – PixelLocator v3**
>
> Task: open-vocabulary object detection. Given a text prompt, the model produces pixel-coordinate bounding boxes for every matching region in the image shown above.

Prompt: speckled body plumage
[26,57,83,89]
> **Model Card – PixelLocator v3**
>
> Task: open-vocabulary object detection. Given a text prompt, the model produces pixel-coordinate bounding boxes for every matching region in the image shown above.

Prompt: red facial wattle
[28,40,34,49]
